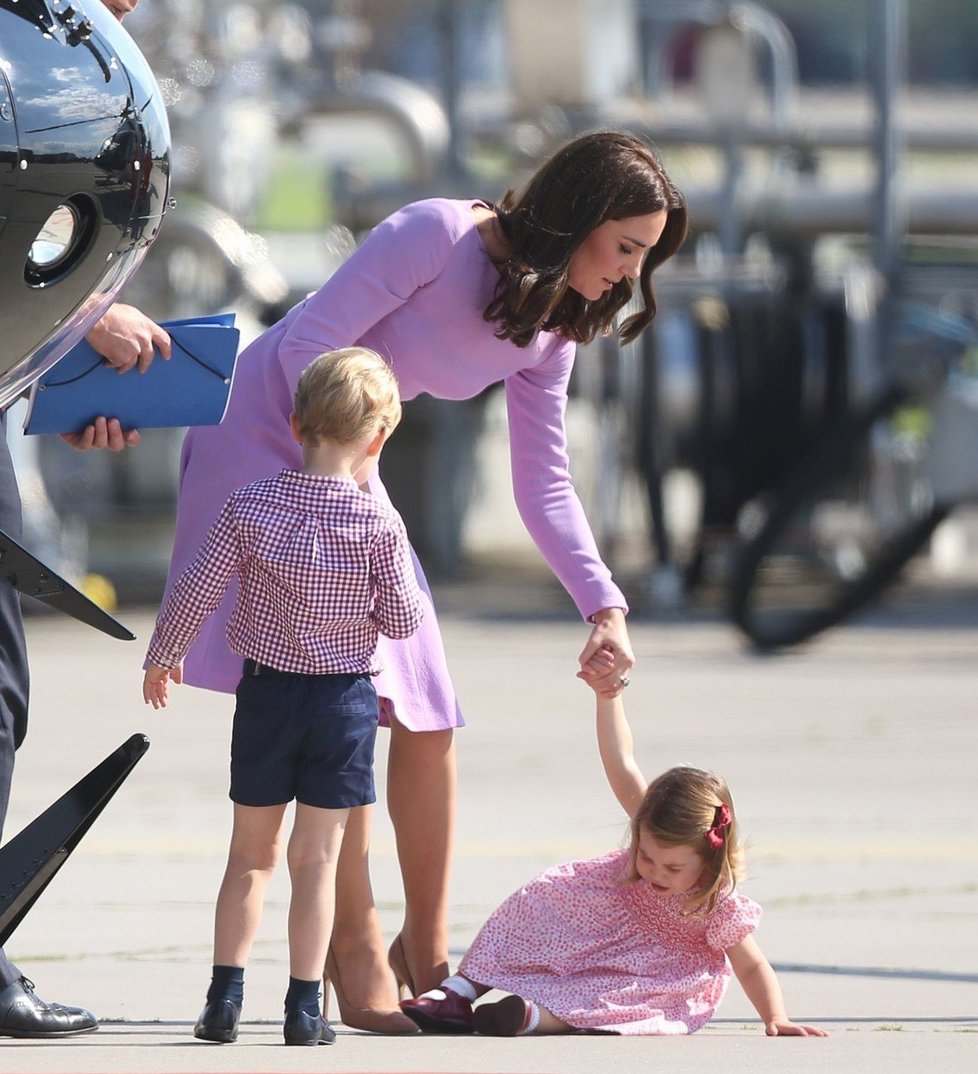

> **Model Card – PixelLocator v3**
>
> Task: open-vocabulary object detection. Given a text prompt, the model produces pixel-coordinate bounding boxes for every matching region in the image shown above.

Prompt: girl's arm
[595,694,647,819]
[727,936,828,1037]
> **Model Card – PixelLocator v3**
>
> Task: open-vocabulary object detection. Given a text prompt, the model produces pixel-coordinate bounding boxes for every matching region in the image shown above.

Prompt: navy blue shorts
[229,661,378,809]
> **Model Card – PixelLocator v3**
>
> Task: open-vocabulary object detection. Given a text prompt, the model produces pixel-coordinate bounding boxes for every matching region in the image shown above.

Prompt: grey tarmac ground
[1,580,976,1074]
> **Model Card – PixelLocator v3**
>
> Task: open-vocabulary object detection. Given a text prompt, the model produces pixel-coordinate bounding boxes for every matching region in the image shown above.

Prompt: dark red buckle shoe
[399,990,474,1034]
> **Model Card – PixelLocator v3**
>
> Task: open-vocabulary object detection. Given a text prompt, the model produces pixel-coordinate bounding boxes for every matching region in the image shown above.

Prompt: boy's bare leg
[287,804,349,980]
[213,803,287,966]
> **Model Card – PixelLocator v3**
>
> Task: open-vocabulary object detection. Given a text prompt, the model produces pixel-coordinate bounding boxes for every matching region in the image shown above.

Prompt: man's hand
[84,302,170,374]
[60,303,170,450]
[61,416,139,452]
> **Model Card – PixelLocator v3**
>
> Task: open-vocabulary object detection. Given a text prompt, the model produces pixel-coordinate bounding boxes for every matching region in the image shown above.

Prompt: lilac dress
[459,848,762,1034]
[167,199,627,730]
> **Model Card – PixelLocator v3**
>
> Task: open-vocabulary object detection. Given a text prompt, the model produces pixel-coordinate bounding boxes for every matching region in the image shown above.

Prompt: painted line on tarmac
[73,838,978,862]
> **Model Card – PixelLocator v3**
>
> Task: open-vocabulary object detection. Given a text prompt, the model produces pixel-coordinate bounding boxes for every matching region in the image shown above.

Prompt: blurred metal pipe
[281,69,450,184]
[639,0,798,127]
[727,1,798,129]
[683,184,978,236]
[632,118,978,153]
[872,0,906,284]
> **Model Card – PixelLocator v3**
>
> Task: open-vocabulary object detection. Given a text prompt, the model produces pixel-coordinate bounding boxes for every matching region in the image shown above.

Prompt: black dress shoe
[0,977,98,1038]
[283,1009,336,1046]
[193,998,240,1043]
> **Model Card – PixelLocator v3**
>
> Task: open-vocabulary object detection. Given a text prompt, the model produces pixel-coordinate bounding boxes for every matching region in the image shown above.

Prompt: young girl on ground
[401,654,827,1038]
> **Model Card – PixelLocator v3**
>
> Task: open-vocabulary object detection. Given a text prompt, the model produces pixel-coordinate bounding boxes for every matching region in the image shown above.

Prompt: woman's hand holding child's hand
[578,608,634,698]
[142,662,182,709]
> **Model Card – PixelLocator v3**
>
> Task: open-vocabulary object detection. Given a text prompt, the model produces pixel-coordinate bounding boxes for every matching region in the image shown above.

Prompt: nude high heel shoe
[388,933,451,997]
[387,934,416,1000]
[324,947,418,1034]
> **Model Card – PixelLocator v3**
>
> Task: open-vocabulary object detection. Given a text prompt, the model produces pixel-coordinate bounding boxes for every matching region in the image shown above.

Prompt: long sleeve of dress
[505,337,629,619]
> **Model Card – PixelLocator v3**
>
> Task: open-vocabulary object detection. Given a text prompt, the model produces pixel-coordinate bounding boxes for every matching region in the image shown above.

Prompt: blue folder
[23,314,241,436]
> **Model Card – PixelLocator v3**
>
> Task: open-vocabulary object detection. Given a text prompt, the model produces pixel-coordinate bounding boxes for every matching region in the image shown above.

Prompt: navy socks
[206,964,244,1008]
[284,976,321,1017]
[204,967,320,1018]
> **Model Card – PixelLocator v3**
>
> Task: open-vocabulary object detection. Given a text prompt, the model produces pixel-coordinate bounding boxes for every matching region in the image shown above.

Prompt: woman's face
[567,210,669,301]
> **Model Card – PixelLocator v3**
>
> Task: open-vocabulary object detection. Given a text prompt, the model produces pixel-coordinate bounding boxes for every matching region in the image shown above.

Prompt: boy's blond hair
[293,347,401,445]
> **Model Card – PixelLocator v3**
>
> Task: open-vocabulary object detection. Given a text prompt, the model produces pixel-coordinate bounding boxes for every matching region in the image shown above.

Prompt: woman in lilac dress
[165,130,687,1030]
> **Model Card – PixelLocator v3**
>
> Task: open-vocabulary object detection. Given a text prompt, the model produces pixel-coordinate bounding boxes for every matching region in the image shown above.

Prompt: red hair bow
[705,803,732,849]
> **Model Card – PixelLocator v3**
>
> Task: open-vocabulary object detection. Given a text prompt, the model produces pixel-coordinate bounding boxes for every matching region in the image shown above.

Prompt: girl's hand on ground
[765,1020,828,1037]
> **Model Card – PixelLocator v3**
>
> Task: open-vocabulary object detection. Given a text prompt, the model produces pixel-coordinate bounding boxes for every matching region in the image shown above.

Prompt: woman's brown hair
[485,130,687,347]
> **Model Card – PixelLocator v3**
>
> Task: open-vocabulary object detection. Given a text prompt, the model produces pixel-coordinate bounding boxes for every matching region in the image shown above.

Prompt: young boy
[142,346,423,1046]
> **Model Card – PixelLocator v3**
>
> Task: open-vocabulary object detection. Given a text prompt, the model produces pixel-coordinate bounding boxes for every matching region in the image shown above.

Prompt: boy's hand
[143,662,181,709]
[765,1020,828,1037]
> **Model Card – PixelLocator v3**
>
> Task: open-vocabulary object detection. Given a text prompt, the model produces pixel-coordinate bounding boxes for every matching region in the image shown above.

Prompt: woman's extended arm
[504,343,634,691]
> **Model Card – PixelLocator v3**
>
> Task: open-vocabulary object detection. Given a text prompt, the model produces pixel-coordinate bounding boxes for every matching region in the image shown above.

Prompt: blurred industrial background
[11,0,978,647]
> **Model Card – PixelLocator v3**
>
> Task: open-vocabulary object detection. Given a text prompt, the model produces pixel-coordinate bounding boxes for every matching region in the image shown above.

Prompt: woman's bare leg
[387,719,455,993]
[328,804,399,1006]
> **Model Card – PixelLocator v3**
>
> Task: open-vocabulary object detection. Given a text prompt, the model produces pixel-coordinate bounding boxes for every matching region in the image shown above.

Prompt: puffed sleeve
[705,893,763,952]
[504,335,628,619]
[276,199,460,391]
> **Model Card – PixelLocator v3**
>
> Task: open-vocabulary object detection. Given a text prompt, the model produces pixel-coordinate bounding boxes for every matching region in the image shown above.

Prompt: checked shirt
[147,469,423,675]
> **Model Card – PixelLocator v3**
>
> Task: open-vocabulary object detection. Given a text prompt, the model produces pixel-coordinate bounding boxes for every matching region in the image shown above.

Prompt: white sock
[520,999,541,1035]
[440,975,478,1002]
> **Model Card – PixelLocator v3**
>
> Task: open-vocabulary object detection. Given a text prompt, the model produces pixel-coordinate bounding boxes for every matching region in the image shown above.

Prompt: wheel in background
[728,385,949,650]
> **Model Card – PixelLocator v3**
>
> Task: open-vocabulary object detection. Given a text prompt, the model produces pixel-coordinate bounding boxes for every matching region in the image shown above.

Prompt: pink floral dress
[459,847,761,1034]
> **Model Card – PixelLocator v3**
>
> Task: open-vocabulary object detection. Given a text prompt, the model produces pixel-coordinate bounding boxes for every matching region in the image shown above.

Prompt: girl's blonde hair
[293,346,401,446]
[626,765,743,916]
